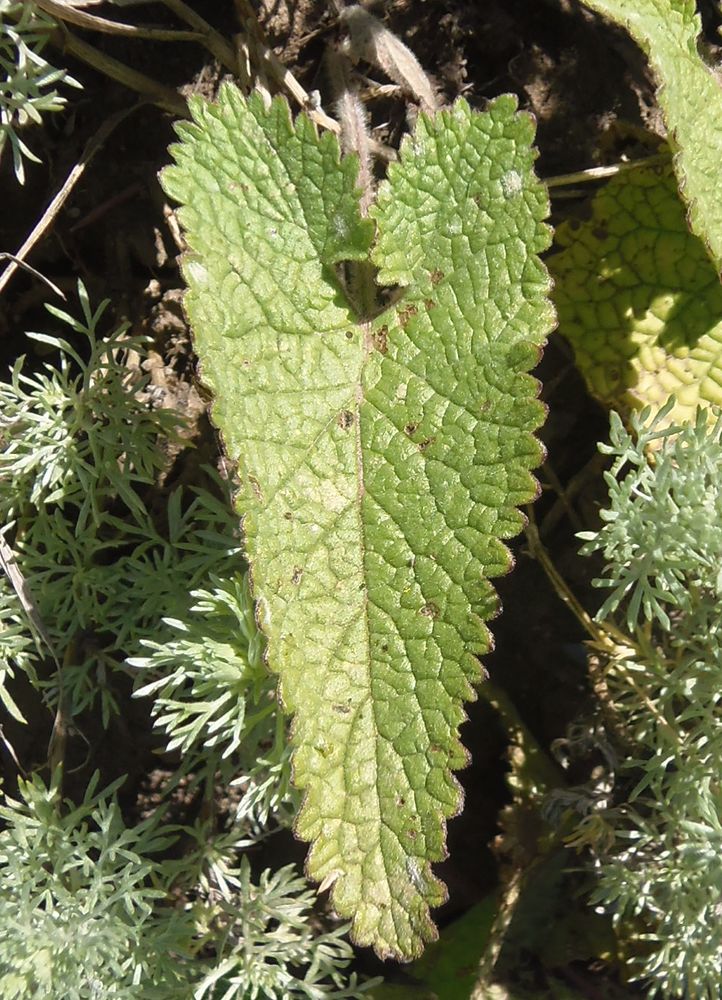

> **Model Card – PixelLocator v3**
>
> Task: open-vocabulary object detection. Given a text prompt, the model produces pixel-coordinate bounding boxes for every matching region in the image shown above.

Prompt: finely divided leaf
[162,85,552,960]
[551,162,722,424]
[577,0,722,272]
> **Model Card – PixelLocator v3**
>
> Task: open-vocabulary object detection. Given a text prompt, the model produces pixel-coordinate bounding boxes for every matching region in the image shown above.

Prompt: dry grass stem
[160,0,238,71]
[60,27,188,114]
[234,0,341,134]
[34,0,205,42]
[0,105,143,299]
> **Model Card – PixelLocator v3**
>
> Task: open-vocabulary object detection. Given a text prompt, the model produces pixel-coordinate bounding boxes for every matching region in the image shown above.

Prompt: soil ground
[3,1,715,995]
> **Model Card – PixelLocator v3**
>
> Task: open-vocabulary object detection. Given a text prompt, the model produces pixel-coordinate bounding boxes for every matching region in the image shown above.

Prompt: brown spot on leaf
[333,702,351,715]
[291,566,303,584]
[248,475,262,501]
[418,436,436,452]
[397,303,418,327]
[420,602,439,619]
[345,330,354,340]
[430,268,444,285]
[425,299,435,311]
[373,326,388,354]
[404,422,418,436]
[284,511,293,520]
[338,409,354,430]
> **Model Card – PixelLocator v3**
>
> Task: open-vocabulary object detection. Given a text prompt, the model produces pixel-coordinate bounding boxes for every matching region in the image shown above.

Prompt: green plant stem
[523,513,609,646]
[538,452,607,539]
[524,510,680,748]
[479,679,565,792]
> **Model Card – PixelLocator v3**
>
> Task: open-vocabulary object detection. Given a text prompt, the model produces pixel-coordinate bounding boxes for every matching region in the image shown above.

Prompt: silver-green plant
[0,770,377,1000]
[0,282,242,725]
[0,770,195,1000]
[131,575,268,762]
[0,0,80,182]
[577,401,722,999]
[129,573,300,828]
[192,856,379,1000]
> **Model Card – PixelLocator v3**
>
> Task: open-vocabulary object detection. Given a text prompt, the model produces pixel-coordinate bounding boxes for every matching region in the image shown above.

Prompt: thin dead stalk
[34,0,205,42]
[234,0,341,134]
[59,28,187,115]
[545,152,669,189]
[159,0,238,71]
[0,104,143,300]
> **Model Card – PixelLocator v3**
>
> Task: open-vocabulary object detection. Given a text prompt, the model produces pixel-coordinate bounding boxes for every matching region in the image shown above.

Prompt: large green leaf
[577,0,722,272]
[551,163,722,424]
[162,85,553,960]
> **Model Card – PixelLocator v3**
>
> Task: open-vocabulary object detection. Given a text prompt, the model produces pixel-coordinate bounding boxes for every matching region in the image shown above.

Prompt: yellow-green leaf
[162,85,553,960]
[551,163,722,424]
[577,0,722,272]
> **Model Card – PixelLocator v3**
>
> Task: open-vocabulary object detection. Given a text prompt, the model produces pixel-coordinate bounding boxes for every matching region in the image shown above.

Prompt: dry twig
[34,0,204,42]
[0,104,143,300]
[234,0,341,134]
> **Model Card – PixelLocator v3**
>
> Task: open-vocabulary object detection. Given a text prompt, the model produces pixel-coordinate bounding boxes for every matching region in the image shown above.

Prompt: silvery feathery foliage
[578,400,722,999]
[0,282,242,725]
[0,772,377,999]
[0,771,195,1000]
[193,857,379,1000]
[131,575,268,762]
[0,0,80,182]
[129,575,300,828]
